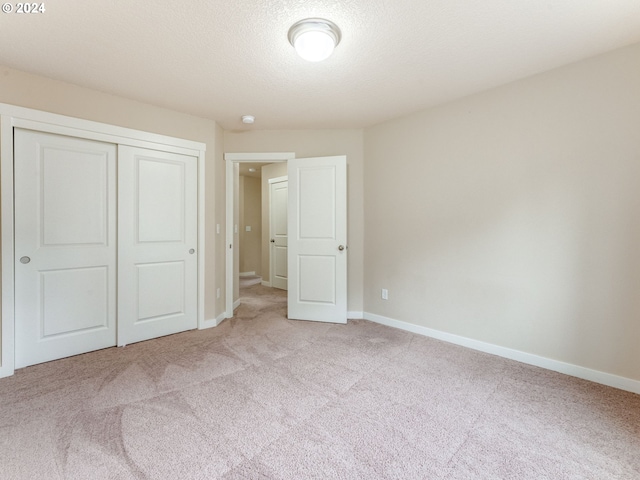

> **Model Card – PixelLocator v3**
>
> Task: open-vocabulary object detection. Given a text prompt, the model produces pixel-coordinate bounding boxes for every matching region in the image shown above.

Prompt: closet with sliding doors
[1,105,205,373]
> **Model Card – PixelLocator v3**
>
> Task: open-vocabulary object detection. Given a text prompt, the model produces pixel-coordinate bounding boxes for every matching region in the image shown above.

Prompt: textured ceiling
[1,1,640,130]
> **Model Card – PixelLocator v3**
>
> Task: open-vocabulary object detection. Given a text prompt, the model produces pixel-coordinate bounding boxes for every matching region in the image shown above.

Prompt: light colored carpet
[1,283,638,479]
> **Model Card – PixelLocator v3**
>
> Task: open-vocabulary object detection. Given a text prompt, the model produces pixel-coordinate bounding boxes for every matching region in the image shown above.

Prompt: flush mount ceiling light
[241,115,255,124]
[288,18,341,62]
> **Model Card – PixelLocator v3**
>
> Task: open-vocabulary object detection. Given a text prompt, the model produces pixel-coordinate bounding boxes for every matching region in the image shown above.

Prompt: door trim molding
[0,103,206,378]
[224,153,294,319]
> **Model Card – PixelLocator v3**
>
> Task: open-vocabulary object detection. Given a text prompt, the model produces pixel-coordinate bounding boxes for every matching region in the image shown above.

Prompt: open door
[287,155,347,323]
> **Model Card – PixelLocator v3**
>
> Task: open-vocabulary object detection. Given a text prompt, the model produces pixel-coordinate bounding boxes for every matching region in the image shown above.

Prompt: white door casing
[270,177,288,290]
[117,145,198,346]
[287,156,347,323]
[14,129,117,368]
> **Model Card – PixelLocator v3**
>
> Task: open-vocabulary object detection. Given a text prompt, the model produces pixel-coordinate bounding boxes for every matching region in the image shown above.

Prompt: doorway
[224,153,348,324]
[224,153,294,317]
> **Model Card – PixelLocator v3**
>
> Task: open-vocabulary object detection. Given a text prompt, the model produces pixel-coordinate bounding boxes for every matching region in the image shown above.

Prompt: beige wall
[239,175,262,275]
[0,66,223,334]
[261,163,288,283]
[224,130,365,313]
[4,41,638,386]
[364,42,640,382]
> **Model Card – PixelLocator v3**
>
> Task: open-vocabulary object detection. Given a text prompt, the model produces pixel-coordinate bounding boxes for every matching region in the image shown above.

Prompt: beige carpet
[1,283,639,479]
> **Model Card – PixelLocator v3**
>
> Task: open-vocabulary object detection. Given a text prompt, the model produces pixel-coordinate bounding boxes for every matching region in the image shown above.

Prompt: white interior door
[287,156,347,323]
[14,129,117,368]
[270,178,288,290]
[118,145,198,346]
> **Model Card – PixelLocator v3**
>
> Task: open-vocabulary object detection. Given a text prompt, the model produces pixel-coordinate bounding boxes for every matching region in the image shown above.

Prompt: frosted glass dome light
[288,18,341,62]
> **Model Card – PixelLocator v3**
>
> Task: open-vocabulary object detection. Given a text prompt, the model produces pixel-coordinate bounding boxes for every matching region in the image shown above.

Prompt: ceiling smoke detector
[241,115,255,124]
[288,18,341,62]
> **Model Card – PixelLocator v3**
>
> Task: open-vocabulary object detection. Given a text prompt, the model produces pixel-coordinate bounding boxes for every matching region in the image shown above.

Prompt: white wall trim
[224,152,295,318]
[239,271,256,277]
[2,103,205,152]
[348,311,364,320]
[0,103,207,378]
[202,313,227,329]
[364,312,640,395]
[200,317,219,329]
[233,299,241,311]
[261,281,272,287]
[215,313,227,326]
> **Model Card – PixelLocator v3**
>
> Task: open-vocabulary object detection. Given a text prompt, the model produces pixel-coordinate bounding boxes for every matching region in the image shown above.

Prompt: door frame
[224,153,294,318]
[0,103,207,378]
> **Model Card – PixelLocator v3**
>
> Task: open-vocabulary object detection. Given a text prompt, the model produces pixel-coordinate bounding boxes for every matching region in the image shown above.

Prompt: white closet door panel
[136,261,185,321]
[14,129,117,368]
[41,148,109,246]
[118,146,198,346]
[137,158,185,243]
[41,267,110,336]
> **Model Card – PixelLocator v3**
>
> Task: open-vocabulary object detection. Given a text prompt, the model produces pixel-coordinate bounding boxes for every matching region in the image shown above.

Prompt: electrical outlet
[381,288,388,300]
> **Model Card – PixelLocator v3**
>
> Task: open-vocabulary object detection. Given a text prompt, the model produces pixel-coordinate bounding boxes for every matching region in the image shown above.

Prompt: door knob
[189,249,195,254]
[270,239,275,243]
[338,245,345,251]
[19,256,31,264]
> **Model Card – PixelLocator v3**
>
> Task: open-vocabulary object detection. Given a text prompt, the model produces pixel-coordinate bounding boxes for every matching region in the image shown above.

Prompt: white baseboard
[199,317,217,329]
[215,312,226,326]
[233,299,241,310]
[194,312,227,330]
[348,311,364,320]
[364,312,640,395]
[261,281,271,287]
[0,363,13,379]
[239,271,256,277]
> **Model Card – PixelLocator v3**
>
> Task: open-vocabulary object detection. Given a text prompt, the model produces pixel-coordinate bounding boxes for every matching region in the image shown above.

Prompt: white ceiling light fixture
[288,18,341,62]
[241,115,255,124]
